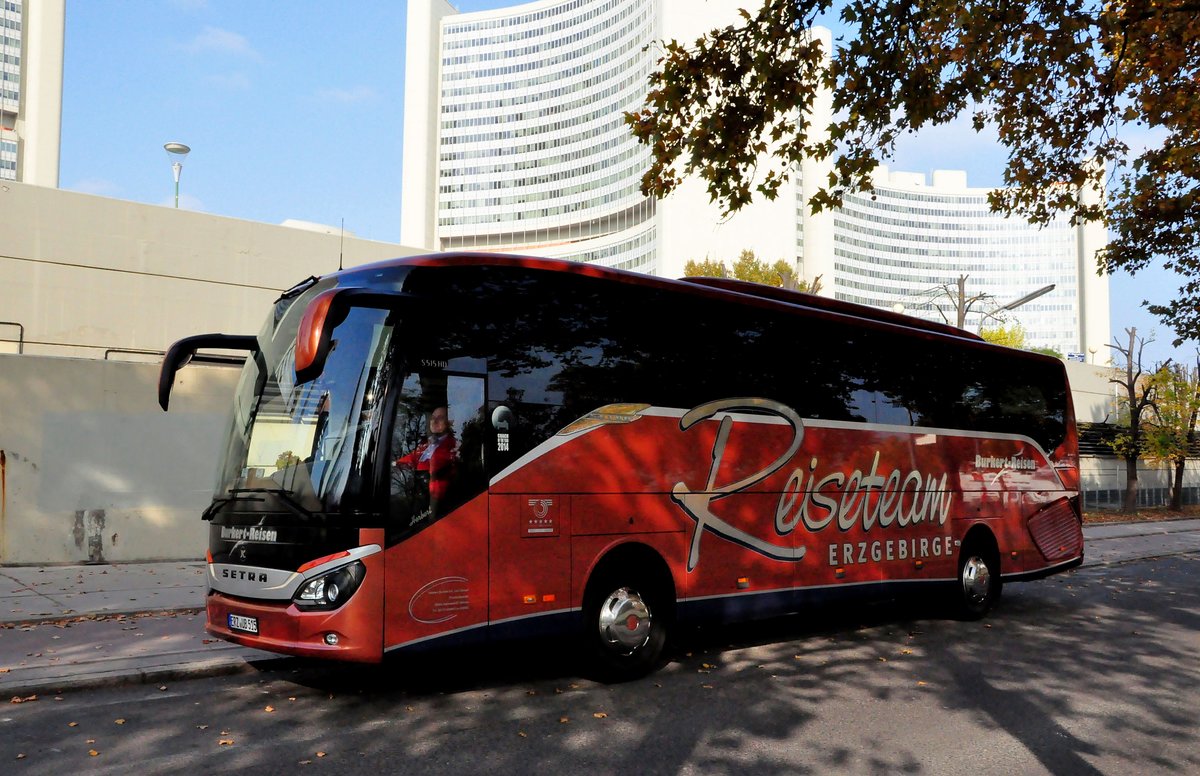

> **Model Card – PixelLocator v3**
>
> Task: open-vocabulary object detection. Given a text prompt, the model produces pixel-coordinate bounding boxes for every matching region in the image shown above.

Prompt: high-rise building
[402,0,1109,355]
[0,0,64,186]
[403,0,795,281]
[800,167,1110,357]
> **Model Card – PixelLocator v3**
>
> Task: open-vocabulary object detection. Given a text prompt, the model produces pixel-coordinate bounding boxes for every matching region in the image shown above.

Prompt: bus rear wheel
[583,571,670,682]
[955,541,1001,620]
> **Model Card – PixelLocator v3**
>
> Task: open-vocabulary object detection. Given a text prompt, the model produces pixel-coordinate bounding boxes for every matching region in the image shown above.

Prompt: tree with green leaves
[1106,328,1159,513]
[683,258,729,279]
[979,324,1028,350]
[627,0,1200,344]
[684,249,822,291]
[978,324,1064,357]
[1143,359,1200,510]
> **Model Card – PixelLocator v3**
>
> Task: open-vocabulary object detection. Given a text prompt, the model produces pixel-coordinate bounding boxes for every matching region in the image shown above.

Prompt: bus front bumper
[206,588,384,663]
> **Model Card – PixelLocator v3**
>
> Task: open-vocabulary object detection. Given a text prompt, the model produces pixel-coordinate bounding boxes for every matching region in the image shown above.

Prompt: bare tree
[1106,328,1161,513]
[917,275,1007,331]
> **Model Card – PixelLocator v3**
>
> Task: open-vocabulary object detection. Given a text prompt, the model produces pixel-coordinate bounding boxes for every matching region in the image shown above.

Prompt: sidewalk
[3,519,1199,698]
[0,562,282,698]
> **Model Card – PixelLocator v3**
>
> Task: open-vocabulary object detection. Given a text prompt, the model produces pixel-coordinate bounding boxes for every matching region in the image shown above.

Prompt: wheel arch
[582,540,678,621]
[960,523,1001,572]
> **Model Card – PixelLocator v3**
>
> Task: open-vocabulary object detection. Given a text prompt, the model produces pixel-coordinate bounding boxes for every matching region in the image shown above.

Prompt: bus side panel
[570,531,690,610]
[488,494,572,628]
[572,492,804,619]
[383,494,490,653]
[572,493,685,536]
[954,434,1078,575]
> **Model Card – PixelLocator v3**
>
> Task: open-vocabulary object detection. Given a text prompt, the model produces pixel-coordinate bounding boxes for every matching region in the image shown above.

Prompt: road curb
[1,607,204,630]
[3,652,293,699]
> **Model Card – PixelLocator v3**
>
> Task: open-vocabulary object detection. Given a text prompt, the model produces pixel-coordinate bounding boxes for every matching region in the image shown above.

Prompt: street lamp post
[163,142,191,208]
[1000,283,1056,312]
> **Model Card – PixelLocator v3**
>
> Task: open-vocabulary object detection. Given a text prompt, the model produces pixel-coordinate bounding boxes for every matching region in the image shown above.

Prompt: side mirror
[159,334,258,410]
[294,288,401,384]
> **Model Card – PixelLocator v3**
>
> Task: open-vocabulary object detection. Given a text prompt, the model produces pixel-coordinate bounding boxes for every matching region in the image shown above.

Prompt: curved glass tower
[405,0,660,274]
[812,169,1095,356]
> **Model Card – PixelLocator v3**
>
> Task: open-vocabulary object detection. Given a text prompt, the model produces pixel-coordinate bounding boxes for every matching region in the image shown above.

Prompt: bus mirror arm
[159,333,259,411]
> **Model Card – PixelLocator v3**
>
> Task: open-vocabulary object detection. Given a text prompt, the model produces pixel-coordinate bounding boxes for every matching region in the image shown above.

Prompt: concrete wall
[0,181,419,358]
[0,182,422,564]
[1081,456,1200,509]
[0,354,238,564]
[1064,360,1119,423]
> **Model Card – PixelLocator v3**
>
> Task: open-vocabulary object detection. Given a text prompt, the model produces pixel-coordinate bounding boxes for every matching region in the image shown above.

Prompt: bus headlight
[295,561,365,610]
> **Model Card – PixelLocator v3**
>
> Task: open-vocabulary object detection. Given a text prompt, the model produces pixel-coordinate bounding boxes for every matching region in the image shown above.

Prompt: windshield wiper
[201,488,315,521]
[228,487,316,520]
[201,493,263,521]
[276,275,320,302]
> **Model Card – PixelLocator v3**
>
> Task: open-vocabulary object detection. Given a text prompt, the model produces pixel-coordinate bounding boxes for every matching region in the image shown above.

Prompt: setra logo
[221,569,268,582]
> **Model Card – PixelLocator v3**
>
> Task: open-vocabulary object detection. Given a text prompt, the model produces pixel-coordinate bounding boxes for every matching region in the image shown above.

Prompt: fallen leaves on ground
[10,694,37,704]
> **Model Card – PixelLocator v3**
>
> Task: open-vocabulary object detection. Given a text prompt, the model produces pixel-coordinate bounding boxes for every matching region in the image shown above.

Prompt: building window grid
[811,183,1086,350]
[442,0,635,65]
[440,60,649,134]
[440,122,634,179]
[438,174,649,227]
[439,49,644,117]
[441,8,648,84]
[444,0,623,42]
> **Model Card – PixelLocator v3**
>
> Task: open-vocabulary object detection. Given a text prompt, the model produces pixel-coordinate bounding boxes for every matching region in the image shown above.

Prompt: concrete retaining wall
[0,353,237,564]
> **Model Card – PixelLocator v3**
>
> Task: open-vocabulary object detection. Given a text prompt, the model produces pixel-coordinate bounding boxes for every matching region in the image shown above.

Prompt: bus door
[382,371,490,654]
[483,400,574,641]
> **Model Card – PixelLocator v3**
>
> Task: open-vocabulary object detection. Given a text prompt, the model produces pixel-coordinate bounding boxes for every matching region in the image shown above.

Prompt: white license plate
[228,614,259,634]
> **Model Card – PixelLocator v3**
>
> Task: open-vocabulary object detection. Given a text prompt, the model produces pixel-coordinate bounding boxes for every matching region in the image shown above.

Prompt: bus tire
[582,565,671,682]
[955,537,1001,620]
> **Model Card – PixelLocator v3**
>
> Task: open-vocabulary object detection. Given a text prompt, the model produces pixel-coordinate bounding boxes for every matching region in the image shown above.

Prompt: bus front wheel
[955,540,1001,620]
[582,570,670,682]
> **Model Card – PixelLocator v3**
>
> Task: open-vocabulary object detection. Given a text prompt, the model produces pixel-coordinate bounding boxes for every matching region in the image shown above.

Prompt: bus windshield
[213,304,395,516]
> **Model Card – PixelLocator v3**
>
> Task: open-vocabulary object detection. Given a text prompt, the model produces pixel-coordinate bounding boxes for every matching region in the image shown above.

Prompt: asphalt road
[3,551,1198,775]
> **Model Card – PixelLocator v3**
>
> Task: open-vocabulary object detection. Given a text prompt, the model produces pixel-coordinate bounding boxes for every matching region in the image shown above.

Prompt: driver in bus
[394,405,457,520]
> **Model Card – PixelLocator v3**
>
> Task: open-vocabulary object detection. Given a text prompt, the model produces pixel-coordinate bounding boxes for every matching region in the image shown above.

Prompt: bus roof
[677,276,983,341]
[346,252,987,344]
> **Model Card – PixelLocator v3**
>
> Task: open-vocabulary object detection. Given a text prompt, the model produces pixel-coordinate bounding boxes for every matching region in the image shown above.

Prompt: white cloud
[183,26,260,59]
[315,85,378,104]
[205,71,252,91]
[68,178,122,197]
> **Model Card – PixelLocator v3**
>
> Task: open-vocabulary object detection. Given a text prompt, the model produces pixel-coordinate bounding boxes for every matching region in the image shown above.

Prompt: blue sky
[59,0,1189,365]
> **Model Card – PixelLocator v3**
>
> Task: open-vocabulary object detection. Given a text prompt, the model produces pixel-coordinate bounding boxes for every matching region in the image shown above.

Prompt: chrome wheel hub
[961,556,992,603]
[597,586,651,654]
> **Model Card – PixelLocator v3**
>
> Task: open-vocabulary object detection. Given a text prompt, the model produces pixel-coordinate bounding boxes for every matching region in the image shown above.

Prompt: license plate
[228,613,259,634]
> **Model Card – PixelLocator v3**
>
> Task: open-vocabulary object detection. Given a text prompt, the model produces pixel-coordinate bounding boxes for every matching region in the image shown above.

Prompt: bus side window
[443,375,487,512]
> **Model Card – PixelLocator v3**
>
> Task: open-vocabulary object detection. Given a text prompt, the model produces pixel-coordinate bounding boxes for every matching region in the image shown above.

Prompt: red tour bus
[159,253,1083,680]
